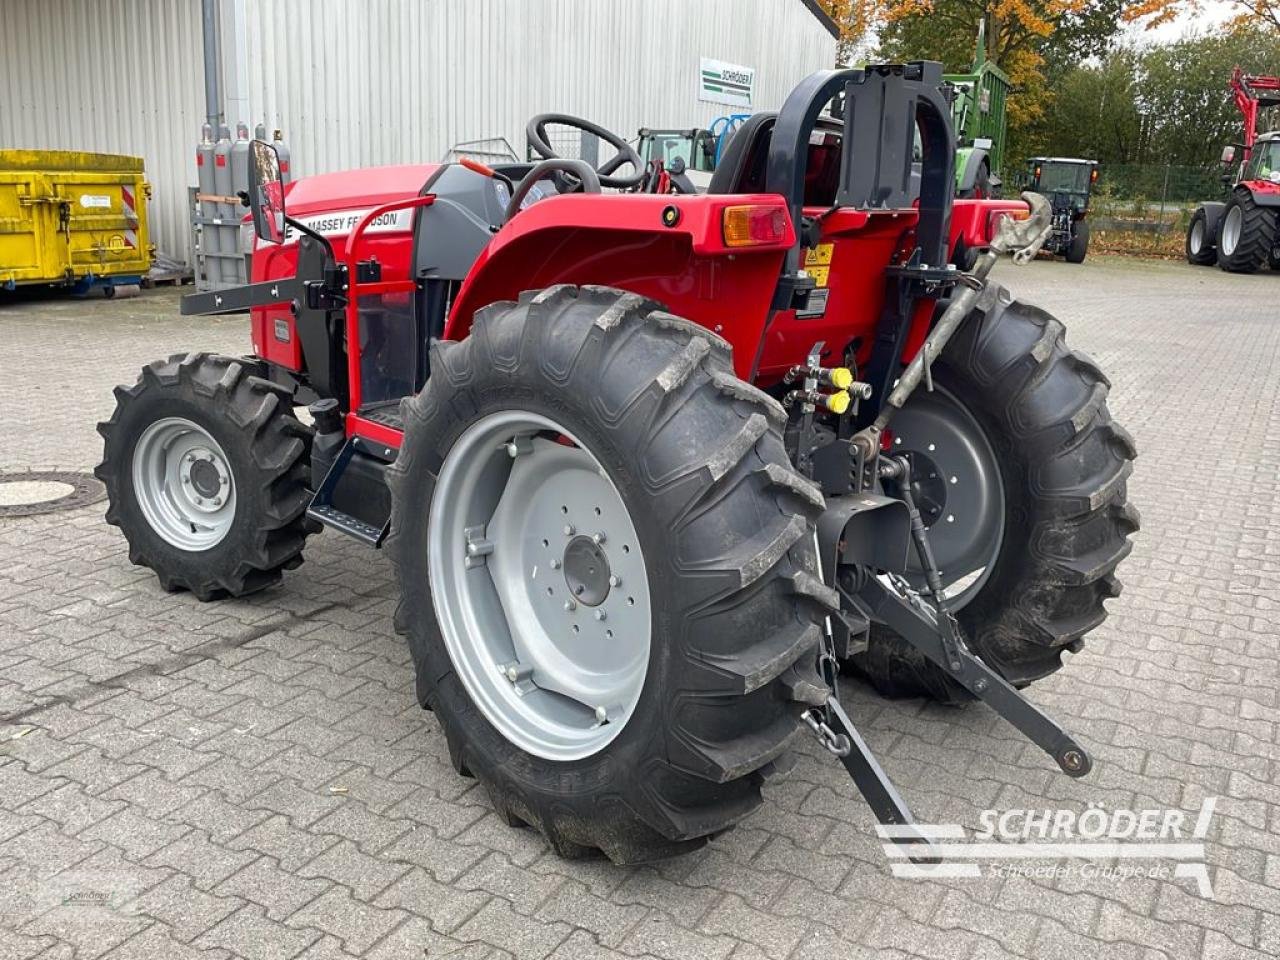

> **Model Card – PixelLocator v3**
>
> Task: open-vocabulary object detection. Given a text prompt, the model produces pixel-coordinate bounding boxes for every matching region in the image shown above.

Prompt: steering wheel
[526,113,645,189]
[505,159,601,221]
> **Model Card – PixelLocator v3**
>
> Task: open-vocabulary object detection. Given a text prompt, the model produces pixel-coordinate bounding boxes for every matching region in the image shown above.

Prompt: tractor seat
[707,112,844,208]
[707,113,776,194]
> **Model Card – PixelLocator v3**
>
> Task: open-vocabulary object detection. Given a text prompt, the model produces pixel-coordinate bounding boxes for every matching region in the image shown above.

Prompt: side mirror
[1221,145,1236,165]
[249,140,286,244]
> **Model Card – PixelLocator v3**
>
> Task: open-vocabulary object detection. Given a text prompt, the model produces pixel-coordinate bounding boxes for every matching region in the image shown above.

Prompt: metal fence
[1095,164,1223,205]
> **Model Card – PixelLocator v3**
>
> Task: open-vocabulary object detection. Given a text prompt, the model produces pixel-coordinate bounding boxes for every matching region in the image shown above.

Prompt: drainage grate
[0,471,106,518]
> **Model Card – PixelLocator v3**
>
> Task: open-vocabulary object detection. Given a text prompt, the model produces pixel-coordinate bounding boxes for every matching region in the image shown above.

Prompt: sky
[1130,0,1242,44]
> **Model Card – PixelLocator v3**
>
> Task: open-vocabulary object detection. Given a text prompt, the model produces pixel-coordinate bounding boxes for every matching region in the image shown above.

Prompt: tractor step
[306,439,389,547]
[307,503,386,546]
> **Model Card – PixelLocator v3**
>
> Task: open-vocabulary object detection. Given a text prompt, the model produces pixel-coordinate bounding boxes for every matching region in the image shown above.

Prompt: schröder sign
[700,57,755,108]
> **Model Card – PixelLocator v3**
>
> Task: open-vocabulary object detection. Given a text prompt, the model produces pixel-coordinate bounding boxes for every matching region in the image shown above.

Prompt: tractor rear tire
[1185,208,1217,265]
[96,353,314,600]
[1066,221,1090,264]
[1217,191,1276,273]
[386,285,832,863]
[852,285,1138,702]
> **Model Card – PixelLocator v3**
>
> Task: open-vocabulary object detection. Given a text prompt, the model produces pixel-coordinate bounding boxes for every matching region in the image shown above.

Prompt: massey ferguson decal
[280,207,413,245]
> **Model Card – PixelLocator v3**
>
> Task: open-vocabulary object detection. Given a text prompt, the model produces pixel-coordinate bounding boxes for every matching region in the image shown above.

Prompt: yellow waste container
[0,149,153,293]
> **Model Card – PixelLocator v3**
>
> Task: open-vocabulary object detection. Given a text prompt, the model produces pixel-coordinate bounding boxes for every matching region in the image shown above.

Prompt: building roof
[797,0,840,38]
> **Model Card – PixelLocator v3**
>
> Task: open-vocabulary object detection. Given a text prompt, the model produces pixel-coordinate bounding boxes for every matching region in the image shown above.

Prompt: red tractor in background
[1187,67,1280,272]
[96,63,1137,864]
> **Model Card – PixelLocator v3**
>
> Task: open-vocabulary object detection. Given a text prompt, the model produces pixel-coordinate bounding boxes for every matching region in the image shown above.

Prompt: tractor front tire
[1217,191,1276,273]
[1066,221,1090,264]
[970,163,992,199]
[96,353,314,600]
[387,285,832,863]
[853,285,1138,701]
[1185,208,1217,265]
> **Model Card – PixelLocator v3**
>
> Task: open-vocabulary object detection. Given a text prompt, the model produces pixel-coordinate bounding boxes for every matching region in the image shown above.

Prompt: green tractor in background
[945,23,1011,198]
[1022,157,1098,262]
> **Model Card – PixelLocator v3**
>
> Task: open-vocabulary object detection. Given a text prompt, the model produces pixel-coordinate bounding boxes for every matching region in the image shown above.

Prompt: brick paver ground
[0,257,1275,959]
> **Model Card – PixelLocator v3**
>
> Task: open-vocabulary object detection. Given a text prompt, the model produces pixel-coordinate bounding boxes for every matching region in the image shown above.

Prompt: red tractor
[1187,67,1280,272]
[96,63,1137,863]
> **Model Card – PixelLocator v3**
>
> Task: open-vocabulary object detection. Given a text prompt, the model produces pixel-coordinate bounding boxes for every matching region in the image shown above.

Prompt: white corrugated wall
[1,0,205,265]
[2,0,836,262]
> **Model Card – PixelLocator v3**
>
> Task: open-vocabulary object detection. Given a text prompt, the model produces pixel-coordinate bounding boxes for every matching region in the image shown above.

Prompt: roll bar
[766,61,956,274]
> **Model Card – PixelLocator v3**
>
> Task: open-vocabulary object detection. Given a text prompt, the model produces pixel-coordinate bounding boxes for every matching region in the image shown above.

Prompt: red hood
[282,163,440,215]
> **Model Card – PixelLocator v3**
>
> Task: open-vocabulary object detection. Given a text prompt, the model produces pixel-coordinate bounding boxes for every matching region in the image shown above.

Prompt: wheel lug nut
[182,476,191,485]
[564,599,577,612]
[594,610,607,621]
[212,497,222,506]
[550,558,561,569]
[594,706,608,723]
[608,575,620,587]
[593,531,606,544]
[564,525,575,536]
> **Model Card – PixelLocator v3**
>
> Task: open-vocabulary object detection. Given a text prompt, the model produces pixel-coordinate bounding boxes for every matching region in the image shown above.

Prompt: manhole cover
[0,471,105,517]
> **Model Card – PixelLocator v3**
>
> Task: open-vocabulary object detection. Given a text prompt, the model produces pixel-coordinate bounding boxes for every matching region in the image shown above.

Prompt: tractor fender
[955,147,989,195]
[1237,181,1280,207]
[444,193,792,379]
[1195,201,1226,237]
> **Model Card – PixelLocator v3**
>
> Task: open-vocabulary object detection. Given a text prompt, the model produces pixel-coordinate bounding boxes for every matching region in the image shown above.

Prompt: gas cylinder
[213,126,235,288]
[272,129,293,186]
[196,123,220,286]
[230,123,251,283]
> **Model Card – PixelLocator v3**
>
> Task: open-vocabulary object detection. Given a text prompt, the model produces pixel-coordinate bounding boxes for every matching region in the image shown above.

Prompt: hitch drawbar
[805,563,1093,857]
[805,469,1092,856]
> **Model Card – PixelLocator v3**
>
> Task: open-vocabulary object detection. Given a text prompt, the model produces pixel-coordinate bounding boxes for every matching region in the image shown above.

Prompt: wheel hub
[890,384,1005,608]
[131,417,236,551]
[183,450,229,508]
[902,450,947,527]
[1222,206,1242,256]
[563,535,611,606]
[428,410,652,762]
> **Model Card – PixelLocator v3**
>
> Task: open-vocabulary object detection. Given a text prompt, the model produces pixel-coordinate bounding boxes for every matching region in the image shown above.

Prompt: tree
[1139,26,1280,166]
[814,0,880,63]
[1012,25,1280,169]
[1017,47,1149,164]
[875,0,1183,124]
[1229,0,1280,31]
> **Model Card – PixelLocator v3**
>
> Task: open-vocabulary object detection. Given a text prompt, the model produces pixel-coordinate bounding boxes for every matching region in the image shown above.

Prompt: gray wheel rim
[1221,206,1242,256]
[428,410,652,762]
[890,384,1005,608]
[1189,220,1204,254]
[131,417,236,551]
